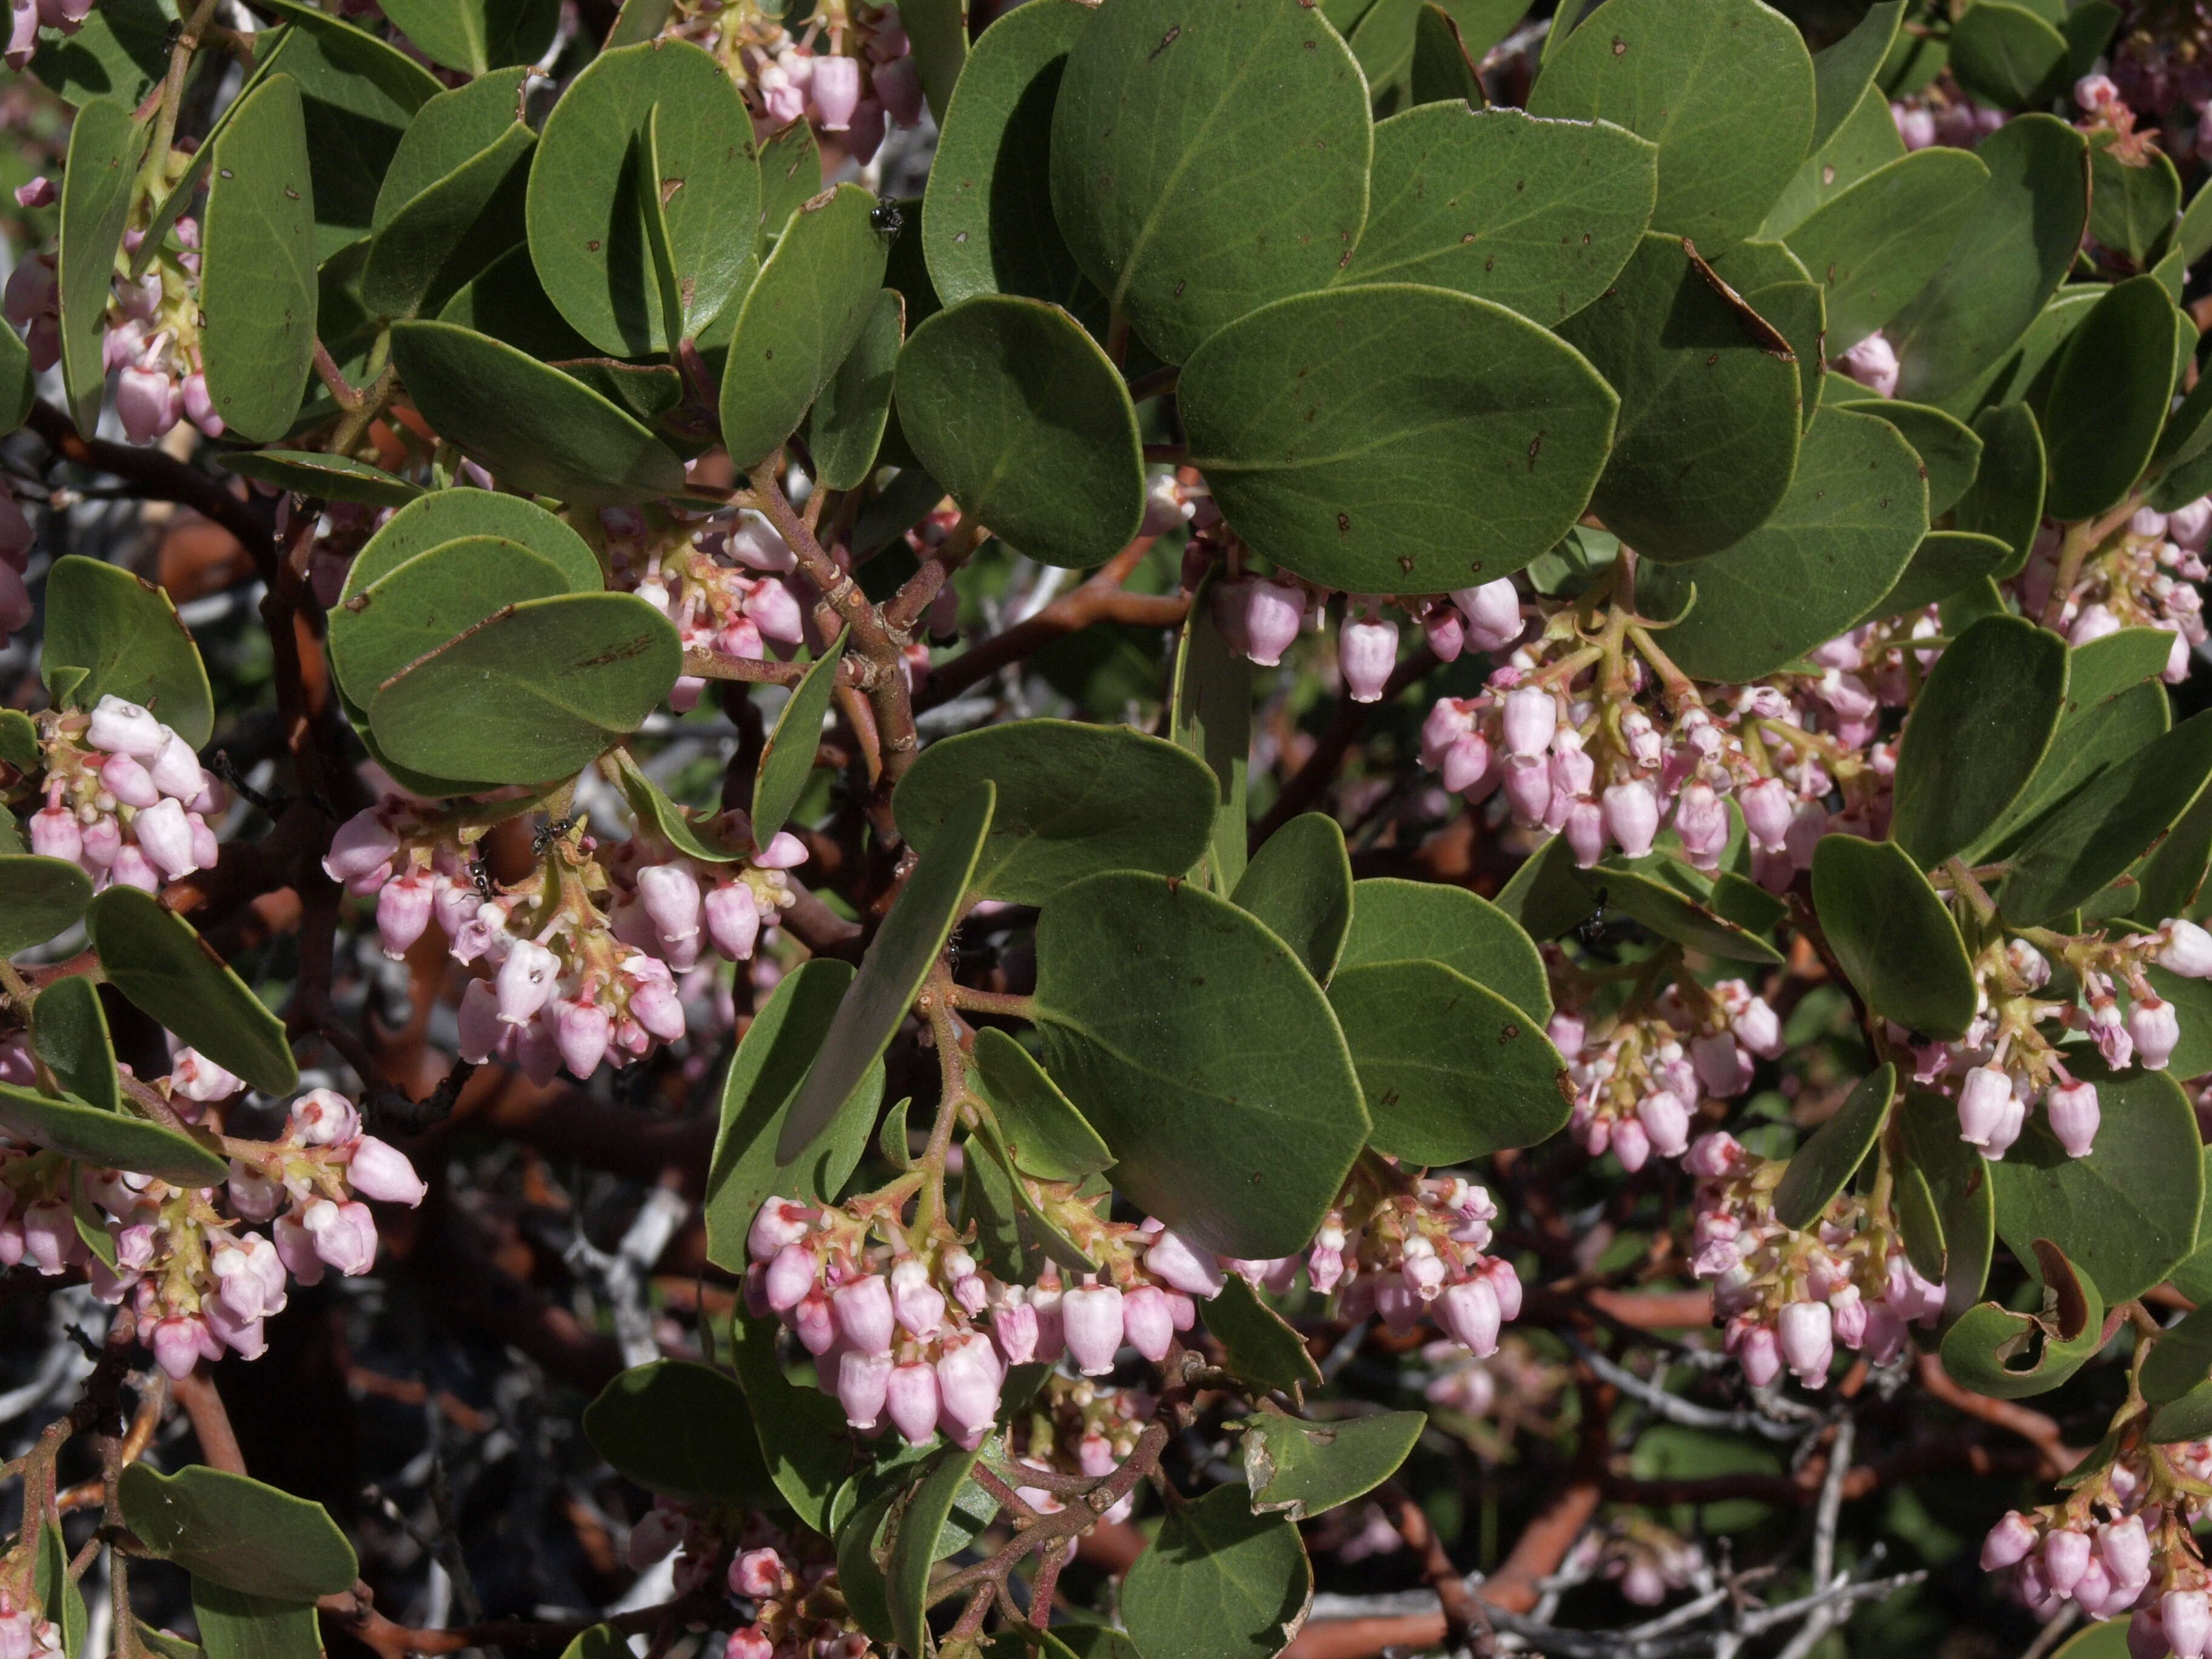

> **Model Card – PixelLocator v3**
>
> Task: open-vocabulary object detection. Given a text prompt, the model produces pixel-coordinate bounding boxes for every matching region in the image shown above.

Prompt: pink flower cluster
[658,2,924,166]
[1889,96,2009,152]
[1549,978,1785,1169]
[1983,1509,2163,1633]
[608,509,813,712]
[0,1050,424,1377]
[1688,1131,1945,1389]
[27,695,226,894]
[625,1503,872,1659]
[2019,502,2211,683]
[1212,573,1524,705]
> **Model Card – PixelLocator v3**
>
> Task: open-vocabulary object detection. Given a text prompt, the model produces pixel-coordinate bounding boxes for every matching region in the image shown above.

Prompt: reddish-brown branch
[170,1372,246,1474]
[1915,1350,2085,1478]
[25,401,275,580]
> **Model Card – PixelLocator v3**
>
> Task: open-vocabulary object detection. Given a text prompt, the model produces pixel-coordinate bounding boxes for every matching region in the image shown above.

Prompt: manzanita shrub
[17,0,2212,1656]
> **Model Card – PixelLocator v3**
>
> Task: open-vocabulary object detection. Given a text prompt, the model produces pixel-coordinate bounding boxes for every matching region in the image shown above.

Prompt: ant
[532,816,578,855]
[469,858,497,902]
[870,199,905,236]
[1575,886,1610,947]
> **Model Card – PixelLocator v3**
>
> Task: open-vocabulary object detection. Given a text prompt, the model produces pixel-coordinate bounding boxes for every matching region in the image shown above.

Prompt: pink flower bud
[1122,1285,1176,1361]
[637,863,702,947]
[2070,603,2122,647]
[1740,778,1792,853]
[187,811,219,871]
[754,831,808,870]
[729,1547,783,1601]
[1980,1510,2037,1570]
[1439,732,1491,796]
[2170,1590,2212,1659]
[1637,1089,1691,1158]
[304,1198,378,1276]
[554,999,611,1078]
[2130,996,2181,1070]
[837,1349,892,1432]
[1453,578,1521,652]
[1600,780,1659,859]
[705,882,760,960]
[2100,1515,2151,1584]
[28,805,79,863]
[1738,1322,1781,1387]
[88,694,164,758]
[183,370,222,438]
[1956,1062,2013,1149]
[150,1315,205,1379]
[626,963,686,1041]
[833,1273,896,1355]
[1691,1032,1752,1098]
[726,1628,774,1659]
[812,53,862,129]
[2043,1527,2091,1594]
[1501,756,1553,828]
[1611,1115,1649,1171]
[109,843,160,891]
[1240,580,1303,668]
[2076,72,2119,110]
[890,1258,945,1339]
[323,808,400,885]
[130,797,196,879]
[457,978,504,1065]
[1672,782,1728,871]
[792,1288,836,1354]
[117,363,178,445]
[743,578,805,643]
[873,54,925,126]
[993,1295,1039,1365]
[935,1330,1003,1448]
[749,1200,811,1264]
[1501,687,1557,758]
[347,1136,427,1206]
[377,870,434,959]
[886,1361,939,1446]
[1062,1282,1124,1375]
[1144,1227,1224,1299]
[1421,605,1463,663]
[497,939,561,1025]
[1436,1276,1501,1356]
[101,752,159,809]
[148,732,202,800]
[765,1242,818,1312]
[2166,919,2212,979]
[1339,614,1398,703]
[2046,1079,2100,1158]
[1775,1299,1832,1384]
[1837,330,1899,398]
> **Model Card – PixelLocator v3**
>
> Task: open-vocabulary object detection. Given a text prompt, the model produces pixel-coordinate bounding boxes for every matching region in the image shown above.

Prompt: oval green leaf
[85,887,297,1096]
[583,1360,776,1506]
[215,450,424,508]
[2040,273,2180,523]
[0,857,95,959]
[43,555,213,745]
[1034,870,1370,1259]
[896,295,1145,568]
[119,1464,357,1601]
[1048,0,1372,364]
[1121,1485,1313,1659]
[1939,1239,2105,1399]
[360,116,534,320]
[379,0,557,75]
[0,1082,225,1187]
[1811,835,1977,1039]
[1892,614,2069,869]
[1772,1063,1895,1229]
[1183,283,1618,592]
[33,975,119,1116]
[329,535,574,708]
[344,487,602,598]
[1233,814,1354,985]
[752,632,848,846]
[811,290,905,493]
[199,74,318,443]
[1242,1410,1426,1521]
[56,99,148,436]
[1338,877,1550,1019]
[894,719,1216,907]
[971,1027,1114,1182]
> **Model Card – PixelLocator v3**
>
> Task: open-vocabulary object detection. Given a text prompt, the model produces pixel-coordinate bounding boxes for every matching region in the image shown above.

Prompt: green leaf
[525,39,760,355]
[1184,283,1618,592]
[2090,137,2181,267]
[1948,1,2070,107]
[1831,401,1983,524]
[0,1081,224,1186]
[757,118,823,251]
[777,783,994,1165]
[1952,403,2048,571]
[752,632,848,845]
[1553,233,1800,564]
[1349,0,1421,109]
[1895,1155,1947,1284]
[378,0,558,75]
[56,99,149,436]
[215,451,423,508]
[1636,405,1926,682]
[1810,836,1977,1039]
[437,243,600,361]
[1574,854,1785,964]
[1526,0,1814,245]
[387,320,689,504]
[1232,815,1353,985]
[2142,1299,2212,1406]
[344,487,602,598]
[1336,877,1550,1021]
[1886,115,2090,404]
[1207,1276,1324,1395]
[732,1312,863,1532]
[1409,2,1486,107]
[2000,709,2212,925]
[905,0,970,126]
[834,1488,899,1646]
[1989,1064,2205,1303]
[1808,1,1903,152]
[896,296,1144,568]
[1169,577,1253,894]
[583,1361,776,1506]
[0,306,33,438]
[721,184,893,470]
[2040,274,2180,522]
[1901,1088,1998,1319]
[972,1027,1113,1181]
[189,1584,321,1659]
[967,1111,1100,1276]
[86,888,297,1096]
[374,68,528,224]
[43,555,214,745]
[33,974,118,1115]
[1034,871,1369,1258]
[922,0,1098,313]
[121,1464,357,1601]
[894,719,1216,906]
[1771,1064,1895,1229]
[364,588,681,783]
[1865,530,2016,622]
[1328,959,1569,1164]
[810,291,905,492]
[1940,1238,2105,1398]
[34,1522,86,1659]
[360,113,533,321]
[886,1444,988,1658]
[28,0,175,109]
[329,535,574,708]
[198,74,318,443]
[703,959,883,1270]
[1242,1410,1425,1521]
[1892,614,2069,868]
[252,4,442,262]
[1781,147,1988,350]
[1048,0,1372,364]
[1938,283,2099,421]
[1759,81,1906,240]
[1342,104,1656,327]
[1122,1485,1313,1659]
[0,859,95,959]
